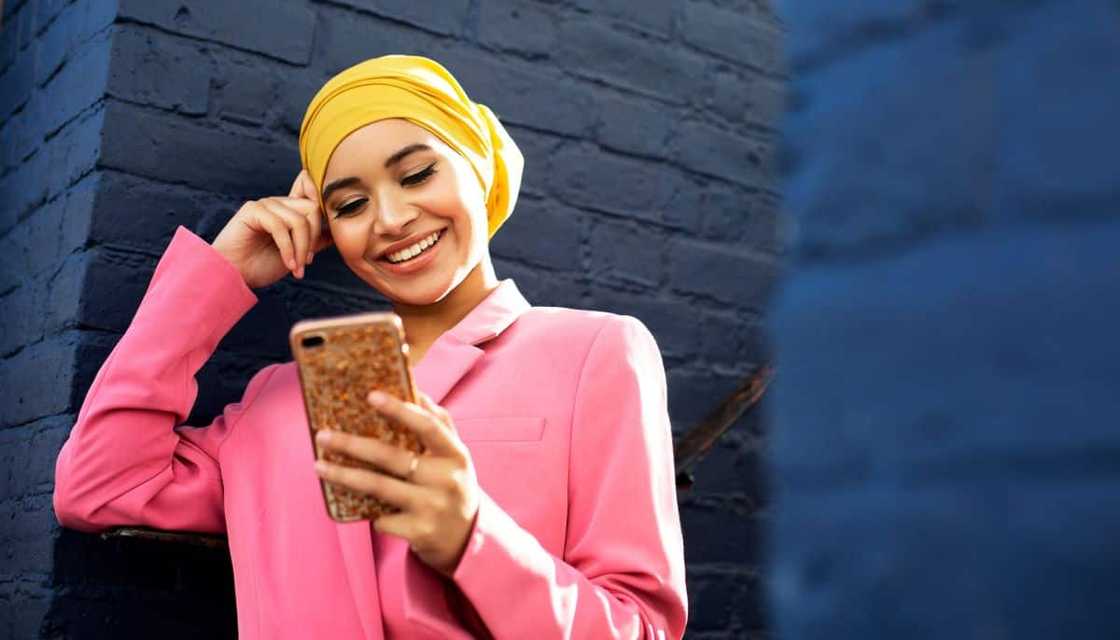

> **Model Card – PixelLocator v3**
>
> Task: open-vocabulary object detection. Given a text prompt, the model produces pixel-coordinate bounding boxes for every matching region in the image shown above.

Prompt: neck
[391,255,500,364]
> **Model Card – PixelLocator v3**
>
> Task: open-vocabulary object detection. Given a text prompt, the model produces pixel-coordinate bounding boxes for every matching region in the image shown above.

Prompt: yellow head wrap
[299,55,524,239]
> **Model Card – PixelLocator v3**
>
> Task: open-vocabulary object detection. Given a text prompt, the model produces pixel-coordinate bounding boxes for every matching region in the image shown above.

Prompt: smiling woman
[52,54,688,640]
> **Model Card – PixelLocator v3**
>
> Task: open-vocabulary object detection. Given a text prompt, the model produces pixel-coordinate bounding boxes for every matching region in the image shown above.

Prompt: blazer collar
[443,277,531,347]
[411,278,530,406]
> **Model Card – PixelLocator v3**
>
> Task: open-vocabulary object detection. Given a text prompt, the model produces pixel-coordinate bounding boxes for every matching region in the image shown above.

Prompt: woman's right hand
[211,169,334,289]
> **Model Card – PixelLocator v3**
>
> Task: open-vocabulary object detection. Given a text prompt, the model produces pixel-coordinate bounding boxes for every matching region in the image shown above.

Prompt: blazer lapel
[403,278,531,634]
[333,278,530,638]
[412,277,531,405]
[336,521,384,640]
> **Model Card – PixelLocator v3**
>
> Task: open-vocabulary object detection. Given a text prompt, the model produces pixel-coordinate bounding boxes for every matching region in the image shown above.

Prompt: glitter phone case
[289,312,424,523]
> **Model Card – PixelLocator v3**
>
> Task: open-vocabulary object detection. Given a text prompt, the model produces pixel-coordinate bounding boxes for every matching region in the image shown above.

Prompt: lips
[374,228,446,275]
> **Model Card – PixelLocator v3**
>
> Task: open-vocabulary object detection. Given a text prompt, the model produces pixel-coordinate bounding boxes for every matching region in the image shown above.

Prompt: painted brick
[312,5,440,76]
[595,90,677,160]
[107,26,211,115]
[780,18,995,258]
[78,246,156,333]
[0,333,78,426]
[701,189,783,255]
[0,38,35,120]
[672,119,773,187]
[117,0,315,64]
[585,287,701,359]
[701,65,786,131]
[215,61,278,127]
[686,568,749,632]
[776,0,933,71]
[587,215,665,289]
[769,219,1120,484]
[437,45,598,138]
[668,237,778,310]
[90,171,232,252]
[489,194,584,273]
[699,309,768,371]
[667,366,748,426]
[571,0,676,37]
[493,259,587,309]
[327,0,471,37]
[994,0,1120,222]
[478,0,560,58]
[546,142,683,223]
[683,0,785,73]
[557,16,708,104]
[99,100,298,196]
[34,0,115,87]
[680,496,761,564]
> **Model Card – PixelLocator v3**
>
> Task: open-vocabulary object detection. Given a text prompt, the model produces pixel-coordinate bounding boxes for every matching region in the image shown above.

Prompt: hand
[211,169,334,289]
[313,388,481,578]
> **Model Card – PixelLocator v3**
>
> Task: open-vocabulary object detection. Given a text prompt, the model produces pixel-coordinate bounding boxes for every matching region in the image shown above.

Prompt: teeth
[386,230,441,264]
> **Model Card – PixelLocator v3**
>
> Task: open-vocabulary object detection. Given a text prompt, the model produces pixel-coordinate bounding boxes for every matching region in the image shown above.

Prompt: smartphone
[289,312,424,523]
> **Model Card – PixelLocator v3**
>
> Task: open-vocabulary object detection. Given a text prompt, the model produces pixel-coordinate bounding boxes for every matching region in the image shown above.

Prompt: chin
[374,271,459,307]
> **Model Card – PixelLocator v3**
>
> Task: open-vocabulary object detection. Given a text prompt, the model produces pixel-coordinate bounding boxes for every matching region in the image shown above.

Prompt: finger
[412,390,456,436]
[317,429,440,483]
[368,391,462,459]
[259,200,310,276]
[314,459,431,510]
[255,206,297,273]
[303,199,323,265]
[272,196,320,216]
[272,196,328,264]
[371,511,431,548]
[289,169,311,199]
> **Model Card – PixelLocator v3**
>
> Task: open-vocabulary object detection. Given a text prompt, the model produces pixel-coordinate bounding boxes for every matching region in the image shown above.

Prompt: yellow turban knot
[298,55,524,239]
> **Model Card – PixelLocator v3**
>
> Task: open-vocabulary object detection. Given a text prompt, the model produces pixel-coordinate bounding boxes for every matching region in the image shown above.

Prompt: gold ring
[405,454,420,481]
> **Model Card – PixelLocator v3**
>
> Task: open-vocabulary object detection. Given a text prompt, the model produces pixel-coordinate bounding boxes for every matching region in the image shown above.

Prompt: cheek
[330,222,369,260]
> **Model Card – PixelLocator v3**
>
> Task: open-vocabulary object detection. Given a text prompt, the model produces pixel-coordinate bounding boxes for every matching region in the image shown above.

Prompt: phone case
[289,312,425,522]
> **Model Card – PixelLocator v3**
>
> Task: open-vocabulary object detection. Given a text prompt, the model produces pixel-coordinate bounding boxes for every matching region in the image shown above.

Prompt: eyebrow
[320,143,433,203]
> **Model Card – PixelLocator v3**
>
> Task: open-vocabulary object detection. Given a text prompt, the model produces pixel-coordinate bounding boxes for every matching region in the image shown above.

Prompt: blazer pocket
[454,416,546,442]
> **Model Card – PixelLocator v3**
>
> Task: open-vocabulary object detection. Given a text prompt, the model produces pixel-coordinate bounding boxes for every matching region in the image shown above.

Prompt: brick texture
[0,1,784,637]
[768,1,1120,638]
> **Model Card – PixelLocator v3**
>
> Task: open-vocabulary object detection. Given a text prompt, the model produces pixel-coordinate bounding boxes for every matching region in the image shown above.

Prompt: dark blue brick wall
[768,0,1120,638]
[1,0,784,637]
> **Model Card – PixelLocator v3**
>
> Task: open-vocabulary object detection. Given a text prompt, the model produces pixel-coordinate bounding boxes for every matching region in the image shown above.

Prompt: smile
[384,229,444,264]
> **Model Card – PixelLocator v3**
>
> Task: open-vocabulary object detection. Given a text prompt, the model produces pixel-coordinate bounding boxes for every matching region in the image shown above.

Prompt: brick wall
[0,0,784,637]
[768,1,1120,638]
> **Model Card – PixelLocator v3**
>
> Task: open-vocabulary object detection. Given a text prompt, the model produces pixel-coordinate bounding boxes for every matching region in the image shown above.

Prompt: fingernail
[314,460,328,474]
[316,430,331,444]
[368,391,386,406]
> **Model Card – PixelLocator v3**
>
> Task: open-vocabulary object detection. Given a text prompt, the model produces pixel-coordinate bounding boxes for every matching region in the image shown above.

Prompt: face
[318,118,491,307]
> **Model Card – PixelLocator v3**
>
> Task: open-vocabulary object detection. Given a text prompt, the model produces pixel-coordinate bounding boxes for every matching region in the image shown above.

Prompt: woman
[53,55,688,639]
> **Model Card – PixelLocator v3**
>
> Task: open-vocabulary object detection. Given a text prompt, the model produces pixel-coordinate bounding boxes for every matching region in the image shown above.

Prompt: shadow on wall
[45,529,237,638]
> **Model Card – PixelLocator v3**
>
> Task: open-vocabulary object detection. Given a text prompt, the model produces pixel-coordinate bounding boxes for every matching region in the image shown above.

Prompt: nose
[371,188,419,237]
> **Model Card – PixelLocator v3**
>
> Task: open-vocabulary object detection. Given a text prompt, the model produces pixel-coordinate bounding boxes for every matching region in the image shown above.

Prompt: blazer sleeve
[449,314,689,639]
[53,225,273,535]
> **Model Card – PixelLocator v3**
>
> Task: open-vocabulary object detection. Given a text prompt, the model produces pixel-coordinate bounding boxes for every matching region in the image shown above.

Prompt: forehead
[323,118,446,179]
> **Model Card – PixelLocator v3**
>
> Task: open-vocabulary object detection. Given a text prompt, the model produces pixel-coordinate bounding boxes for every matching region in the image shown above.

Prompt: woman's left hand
[314,388,480,578]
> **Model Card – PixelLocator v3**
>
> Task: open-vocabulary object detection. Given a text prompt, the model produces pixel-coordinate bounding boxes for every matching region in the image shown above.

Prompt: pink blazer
[53,225,689,639]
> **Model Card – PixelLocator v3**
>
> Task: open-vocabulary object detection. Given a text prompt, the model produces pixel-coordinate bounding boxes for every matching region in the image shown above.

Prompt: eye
[401,162,437,187]
[334,199,366,218]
